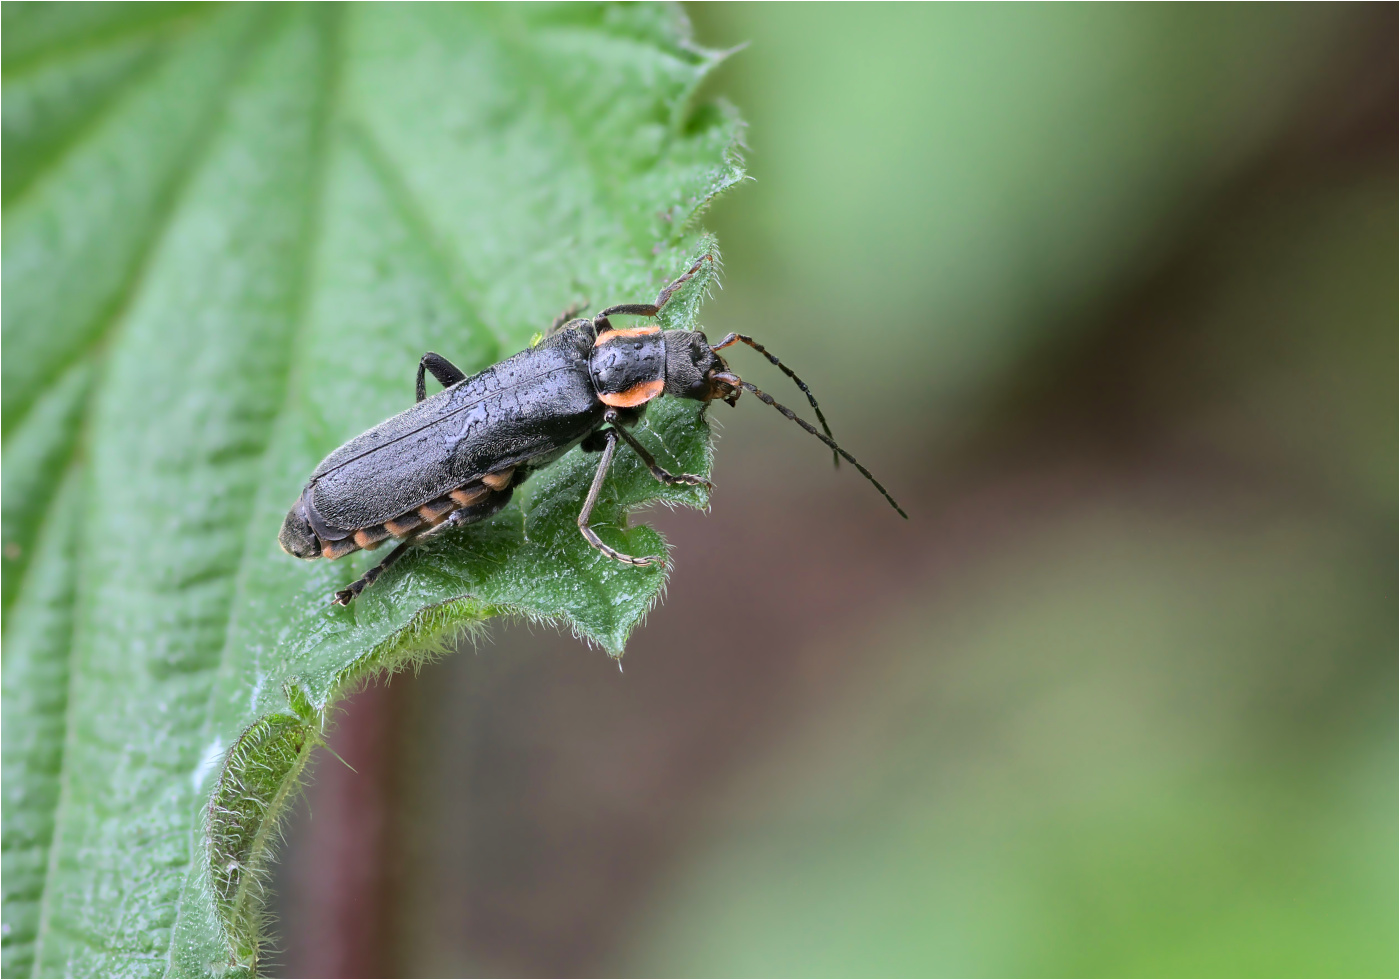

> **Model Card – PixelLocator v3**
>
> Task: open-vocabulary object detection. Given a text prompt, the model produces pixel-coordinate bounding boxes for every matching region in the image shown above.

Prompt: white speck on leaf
[192,737,225,793]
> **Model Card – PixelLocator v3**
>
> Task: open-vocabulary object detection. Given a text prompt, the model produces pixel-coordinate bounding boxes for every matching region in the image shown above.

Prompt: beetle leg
[332,539,415,606]
[577,429,663,567]
[597,254,712,318]
[548,299,589,336]
[415,352,467,403]
[607,418,712,489]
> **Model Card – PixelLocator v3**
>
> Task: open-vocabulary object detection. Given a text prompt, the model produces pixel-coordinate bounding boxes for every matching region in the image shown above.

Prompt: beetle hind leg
[332,539,415,606]
[333,487,521,604]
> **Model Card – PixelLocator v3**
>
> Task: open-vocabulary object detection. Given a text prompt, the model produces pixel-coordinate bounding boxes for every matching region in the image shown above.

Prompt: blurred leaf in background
[275,4,1394,977]
[614,4,1398,976]
[625,513,1394,976]
[691,4,1359,454]
[1,3,740,976]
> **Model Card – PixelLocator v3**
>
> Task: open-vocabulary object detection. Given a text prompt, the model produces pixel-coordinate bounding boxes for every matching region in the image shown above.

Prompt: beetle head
[662,330,740,404]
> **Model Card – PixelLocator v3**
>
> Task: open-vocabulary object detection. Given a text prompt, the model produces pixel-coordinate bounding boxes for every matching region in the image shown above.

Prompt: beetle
[279,255,906,605]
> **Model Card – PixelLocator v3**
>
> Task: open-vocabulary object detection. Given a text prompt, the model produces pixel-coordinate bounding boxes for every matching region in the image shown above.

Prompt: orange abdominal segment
[480,467,515,490]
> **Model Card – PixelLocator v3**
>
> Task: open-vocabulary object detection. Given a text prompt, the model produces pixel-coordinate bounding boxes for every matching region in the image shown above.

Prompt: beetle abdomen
[281,466,521,563]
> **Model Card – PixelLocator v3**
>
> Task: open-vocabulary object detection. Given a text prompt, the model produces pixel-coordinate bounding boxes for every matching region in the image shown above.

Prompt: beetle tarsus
[652,254,712,311]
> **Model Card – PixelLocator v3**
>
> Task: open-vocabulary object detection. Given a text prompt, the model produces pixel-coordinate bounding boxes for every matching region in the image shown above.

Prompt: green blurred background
[271,5,1397,976]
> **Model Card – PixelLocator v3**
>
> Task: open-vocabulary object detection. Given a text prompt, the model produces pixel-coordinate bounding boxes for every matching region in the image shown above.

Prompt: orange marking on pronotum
[593,325,661,346]
[598,378,665,408]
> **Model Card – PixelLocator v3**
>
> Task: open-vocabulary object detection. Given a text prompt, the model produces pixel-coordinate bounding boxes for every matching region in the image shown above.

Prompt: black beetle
[279,256,906,605]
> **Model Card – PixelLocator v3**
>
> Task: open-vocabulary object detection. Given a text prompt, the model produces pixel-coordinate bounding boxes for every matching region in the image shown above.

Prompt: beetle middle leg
[604,411,711,489]
[416,352,467,403]
[577,429,662,567]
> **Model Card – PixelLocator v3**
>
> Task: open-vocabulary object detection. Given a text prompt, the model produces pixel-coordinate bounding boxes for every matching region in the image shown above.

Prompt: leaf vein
[348,118,507,362]
[28,13,280,972]
[1,5,215,80]
[2,7,272,440]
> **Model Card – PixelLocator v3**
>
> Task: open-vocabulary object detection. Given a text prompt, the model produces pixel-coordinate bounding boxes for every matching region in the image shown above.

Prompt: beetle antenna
[737,380,908,518]
[712,333,840,468]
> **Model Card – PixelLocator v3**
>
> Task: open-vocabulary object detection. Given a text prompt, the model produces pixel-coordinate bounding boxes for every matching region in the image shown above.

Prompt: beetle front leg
[605,413,712,489]
[416,352,467,403]
[577,429,663,567]
[596,254,712,318]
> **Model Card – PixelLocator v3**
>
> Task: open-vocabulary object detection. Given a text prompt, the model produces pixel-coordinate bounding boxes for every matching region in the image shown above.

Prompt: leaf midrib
[172,12,342,966]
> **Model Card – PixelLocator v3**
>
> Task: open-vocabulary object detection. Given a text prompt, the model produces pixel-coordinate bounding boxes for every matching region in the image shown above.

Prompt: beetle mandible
[279,255,907,605]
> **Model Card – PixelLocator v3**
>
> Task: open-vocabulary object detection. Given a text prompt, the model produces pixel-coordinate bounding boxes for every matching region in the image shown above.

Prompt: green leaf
[1,4,743,976]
